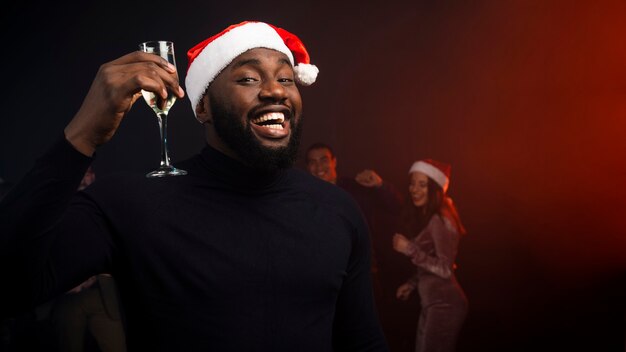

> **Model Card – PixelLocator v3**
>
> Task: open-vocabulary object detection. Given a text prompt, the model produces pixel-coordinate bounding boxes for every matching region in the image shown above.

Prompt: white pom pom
[294,63,319,85]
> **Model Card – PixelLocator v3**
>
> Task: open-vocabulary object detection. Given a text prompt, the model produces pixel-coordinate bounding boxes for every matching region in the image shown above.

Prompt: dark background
[1,1,625,351]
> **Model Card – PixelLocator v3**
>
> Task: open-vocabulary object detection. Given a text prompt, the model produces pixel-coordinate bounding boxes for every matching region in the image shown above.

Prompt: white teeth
[251,112,285,125]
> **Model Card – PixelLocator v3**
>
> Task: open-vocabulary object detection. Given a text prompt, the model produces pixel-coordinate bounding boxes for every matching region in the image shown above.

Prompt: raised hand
[64,51,185,156]
[355,169,383,188]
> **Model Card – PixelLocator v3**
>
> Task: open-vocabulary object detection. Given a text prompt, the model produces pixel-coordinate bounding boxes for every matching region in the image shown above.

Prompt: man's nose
[259,80,287,102]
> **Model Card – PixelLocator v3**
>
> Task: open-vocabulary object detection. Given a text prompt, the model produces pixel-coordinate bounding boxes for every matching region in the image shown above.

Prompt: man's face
[201,48,303,172]
[306,148,337,184]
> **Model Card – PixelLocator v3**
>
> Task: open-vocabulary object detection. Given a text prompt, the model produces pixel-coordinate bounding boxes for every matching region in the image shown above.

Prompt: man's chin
[257,141,291,153]
[251,130,291,149]
[245,128,300,172]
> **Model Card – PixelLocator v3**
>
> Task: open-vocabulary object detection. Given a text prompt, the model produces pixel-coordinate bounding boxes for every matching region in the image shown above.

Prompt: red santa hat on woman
[185,20,319,116]
[409,159,452,193]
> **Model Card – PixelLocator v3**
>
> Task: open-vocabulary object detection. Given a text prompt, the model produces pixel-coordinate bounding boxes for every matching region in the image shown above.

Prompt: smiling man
[0,21,388,351]
[196,48,303,172]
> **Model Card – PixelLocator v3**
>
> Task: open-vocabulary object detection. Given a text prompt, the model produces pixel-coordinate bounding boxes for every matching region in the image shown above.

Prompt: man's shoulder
[335,176,359,189]
[291,171,369,232]
[286,170,362,210]
[335,176,365,195]
[287,169,351,195]
[82,170,145,198]
[82,167,187,202]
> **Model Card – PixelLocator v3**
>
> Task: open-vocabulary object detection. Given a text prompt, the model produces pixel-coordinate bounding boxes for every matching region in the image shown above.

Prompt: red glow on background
[3,0,623,349]
[298,1,626,345]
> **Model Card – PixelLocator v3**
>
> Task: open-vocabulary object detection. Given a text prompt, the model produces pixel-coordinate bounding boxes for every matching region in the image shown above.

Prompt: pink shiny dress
[402,214,468,352]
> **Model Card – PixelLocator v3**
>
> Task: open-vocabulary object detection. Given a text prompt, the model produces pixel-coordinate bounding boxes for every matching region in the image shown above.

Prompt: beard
[210,95,302,173]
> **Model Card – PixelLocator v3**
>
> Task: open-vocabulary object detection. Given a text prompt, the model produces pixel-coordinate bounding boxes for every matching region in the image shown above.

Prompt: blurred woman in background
[392,159,468,352]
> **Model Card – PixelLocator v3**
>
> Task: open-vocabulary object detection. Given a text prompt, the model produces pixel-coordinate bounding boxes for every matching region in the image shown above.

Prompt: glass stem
[157,112,171,168]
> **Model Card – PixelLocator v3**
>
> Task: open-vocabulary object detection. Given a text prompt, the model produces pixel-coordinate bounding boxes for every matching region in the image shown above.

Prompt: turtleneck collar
[197,143,286,191]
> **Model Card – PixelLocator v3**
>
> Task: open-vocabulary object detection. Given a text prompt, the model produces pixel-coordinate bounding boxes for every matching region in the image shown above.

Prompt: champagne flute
[139,41,187,178]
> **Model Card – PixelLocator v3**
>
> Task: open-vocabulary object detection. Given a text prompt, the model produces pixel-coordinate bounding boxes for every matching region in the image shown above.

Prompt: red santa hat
[185,21,319,115]
[408,159,451,193]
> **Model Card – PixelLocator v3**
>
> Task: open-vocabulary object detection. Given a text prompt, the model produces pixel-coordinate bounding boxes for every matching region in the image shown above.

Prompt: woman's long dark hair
[399,176,466,238]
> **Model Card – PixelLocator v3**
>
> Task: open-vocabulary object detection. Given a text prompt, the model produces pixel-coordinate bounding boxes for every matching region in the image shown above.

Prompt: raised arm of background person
[354,169,403,214]
[0,51,184,317]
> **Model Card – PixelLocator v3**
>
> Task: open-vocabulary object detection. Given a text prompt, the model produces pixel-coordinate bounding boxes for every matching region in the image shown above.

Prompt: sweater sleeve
[0,136,113,317]
[332,205,389,351]
[405,215,459,279]
[372,182,403,214]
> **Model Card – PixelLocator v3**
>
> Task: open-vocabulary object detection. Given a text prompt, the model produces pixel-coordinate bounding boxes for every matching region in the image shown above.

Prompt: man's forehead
[308,148,333,159]
[230,48,293,68]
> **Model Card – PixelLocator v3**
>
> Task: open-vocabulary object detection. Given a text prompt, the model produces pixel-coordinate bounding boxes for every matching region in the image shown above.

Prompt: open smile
[250,111,291,139]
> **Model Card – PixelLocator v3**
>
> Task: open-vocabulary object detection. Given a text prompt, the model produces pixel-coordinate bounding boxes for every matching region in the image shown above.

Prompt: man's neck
[205,136,244,164]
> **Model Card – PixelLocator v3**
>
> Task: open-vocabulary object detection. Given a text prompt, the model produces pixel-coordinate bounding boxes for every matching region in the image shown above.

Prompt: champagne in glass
[139,41,187,178]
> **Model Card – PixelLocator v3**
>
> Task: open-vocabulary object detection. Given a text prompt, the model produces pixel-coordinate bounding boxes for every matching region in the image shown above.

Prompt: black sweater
[0,137,388,351]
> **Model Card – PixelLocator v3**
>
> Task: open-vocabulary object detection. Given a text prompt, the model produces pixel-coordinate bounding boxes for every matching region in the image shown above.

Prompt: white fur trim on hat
[409,161,449,192]
[185,22,295,115]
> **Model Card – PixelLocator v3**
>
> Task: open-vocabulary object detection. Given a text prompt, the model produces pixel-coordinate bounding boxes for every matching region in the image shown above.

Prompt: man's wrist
[64,127,96,157]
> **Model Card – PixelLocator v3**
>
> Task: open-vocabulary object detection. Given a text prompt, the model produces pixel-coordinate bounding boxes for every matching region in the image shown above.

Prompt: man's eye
[237,77,258,83]
[278,77,294,84]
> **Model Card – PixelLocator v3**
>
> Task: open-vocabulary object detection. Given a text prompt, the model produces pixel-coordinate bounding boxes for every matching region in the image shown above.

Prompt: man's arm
[0,50,184,317]
[0,137,109,316]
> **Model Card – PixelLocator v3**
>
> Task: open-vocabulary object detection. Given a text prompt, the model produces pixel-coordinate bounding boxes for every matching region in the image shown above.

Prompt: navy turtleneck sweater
[0,137,388,351]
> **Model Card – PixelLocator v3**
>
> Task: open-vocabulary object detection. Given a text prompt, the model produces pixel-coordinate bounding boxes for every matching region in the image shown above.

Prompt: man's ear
[195,94,211,124]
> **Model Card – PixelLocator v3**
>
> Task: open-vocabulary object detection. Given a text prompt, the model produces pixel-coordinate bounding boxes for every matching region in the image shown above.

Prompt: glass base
[146,166,188,178]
